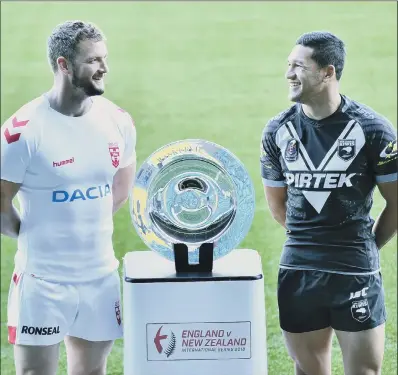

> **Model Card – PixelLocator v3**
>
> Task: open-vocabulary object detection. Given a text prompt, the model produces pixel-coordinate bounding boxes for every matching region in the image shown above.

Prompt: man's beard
[71,72,104,97]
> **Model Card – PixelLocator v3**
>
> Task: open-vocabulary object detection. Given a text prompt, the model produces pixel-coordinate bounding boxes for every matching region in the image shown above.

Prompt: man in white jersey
[0,21,136,375]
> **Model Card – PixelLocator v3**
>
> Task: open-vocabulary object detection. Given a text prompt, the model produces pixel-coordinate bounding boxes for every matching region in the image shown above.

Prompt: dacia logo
[52,184,111,202]
[285,172,356,189]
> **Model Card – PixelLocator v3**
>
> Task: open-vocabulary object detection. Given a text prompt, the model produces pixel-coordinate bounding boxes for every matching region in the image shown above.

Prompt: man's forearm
[112,196,129,215]
[373,205,397,249]
[1,204,21,239]
[271,206,287,229]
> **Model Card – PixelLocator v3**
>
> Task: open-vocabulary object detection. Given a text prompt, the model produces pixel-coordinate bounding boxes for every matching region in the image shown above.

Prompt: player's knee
[347,363,382,375]
[14,344,59,375]
[347,369,381,375]
[285,343,321,363]
[68,352,108,375]
[87,366,107,375]
[345,347,383,375]
[285,343,304,363]
[290,351,330,375]
[16,361,57,375]
[295,359,322,375]
[69,363,106,375]
[16,364,48,375]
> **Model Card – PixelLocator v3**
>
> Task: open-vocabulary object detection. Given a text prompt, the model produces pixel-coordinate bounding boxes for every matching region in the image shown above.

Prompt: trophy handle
[173,243,214,273]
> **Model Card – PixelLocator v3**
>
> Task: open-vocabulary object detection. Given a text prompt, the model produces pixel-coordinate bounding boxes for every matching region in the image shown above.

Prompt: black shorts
[277,269,386,333]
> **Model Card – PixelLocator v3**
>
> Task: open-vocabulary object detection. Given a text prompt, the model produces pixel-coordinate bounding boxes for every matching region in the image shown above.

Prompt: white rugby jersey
[1,95,136,282]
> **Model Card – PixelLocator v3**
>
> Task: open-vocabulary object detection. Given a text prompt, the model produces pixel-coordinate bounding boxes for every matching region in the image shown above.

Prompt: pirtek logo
[285,172,356,189]
[21,326,60,335]
[277,120,364,213]
[53,157,75,167]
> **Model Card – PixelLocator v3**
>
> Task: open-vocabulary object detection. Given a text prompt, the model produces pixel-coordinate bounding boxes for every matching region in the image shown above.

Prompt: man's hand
[1,179,21,238]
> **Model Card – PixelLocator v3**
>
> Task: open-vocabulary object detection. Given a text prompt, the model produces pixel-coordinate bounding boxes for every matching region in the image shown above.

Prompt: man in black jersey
[260,31,397,375]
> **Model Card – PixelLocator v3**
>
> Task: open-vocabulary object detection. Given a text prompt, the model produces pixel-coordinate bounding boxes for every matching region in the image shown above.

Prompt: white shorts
[7,269,123,346]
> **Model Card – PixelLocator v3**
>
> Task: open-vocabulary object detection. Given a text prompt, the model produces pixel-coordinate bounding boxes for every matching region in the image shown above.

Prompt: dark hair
[47,20,105,72]
[296,31,346,80]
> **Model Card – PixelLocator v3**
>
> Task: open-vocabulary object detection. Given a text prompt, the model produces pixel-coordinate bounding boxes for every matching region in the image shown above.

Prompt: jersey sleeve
[119,110,137,169]
[260,120,285,187]
[366,118,397,183]
[1,114,36,183]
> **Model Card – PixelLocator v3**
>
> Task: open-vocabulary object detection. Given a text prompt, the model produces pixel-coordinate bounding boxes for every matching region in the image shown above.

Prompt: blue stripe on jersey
[262,178,286,187]
[375,172,398,183]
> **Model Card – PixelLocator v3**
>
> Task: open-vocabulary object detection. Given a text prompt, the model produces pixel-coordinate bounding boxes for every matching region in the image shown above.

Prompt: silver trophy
[130,139,255,268]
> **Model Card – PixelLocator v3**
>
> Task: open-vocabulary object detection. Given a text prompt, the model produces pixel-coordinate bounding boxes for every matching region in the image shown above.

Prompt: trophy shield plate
[130,139,255,264]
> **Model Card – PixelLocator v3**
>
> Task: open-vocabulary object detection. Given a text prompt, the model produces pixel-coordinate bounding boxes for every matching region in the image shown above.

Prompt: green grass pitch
[1,2,396,374]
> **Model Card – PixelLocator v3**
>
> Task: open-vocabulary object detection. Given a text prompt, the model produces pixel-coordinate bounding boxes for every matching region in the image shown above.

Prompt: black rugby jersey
[260,95,397,274]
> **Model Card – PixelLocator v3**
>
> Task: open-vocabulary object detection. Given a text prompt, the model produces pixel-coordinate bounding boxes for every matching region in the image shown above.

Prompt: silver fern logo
[164,331,176,358]
[154,326,176,358]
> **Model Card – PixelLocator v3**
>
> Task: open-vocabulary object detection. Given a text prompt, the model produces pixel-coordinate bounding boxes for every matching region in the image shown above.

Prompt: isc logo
[52,184,111,202]
[349,287,369,301]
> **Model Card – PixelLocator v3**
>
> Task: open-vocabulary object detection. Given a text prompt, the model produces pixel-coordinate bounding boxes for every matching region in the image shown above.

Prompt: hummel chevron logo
[4,116,29,144]
[12,117,29,128]
[276,120,365,213]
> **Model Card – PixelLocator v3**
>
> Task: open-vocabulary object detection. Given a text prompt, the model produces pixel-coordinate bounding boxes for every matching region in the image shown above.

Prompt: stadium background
[1,2,396,374]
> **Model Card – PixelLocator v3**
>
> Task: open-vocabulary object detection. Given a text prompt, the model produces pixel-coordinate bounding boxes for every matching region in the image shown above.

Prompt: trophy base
[123,249,267,375]
[173,243,214,273]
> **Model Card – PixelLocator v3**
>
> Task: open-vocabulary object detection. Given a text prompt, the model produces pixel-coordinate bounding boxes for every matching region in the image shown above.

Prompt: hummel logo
[53,158,75,167]
[276,120,365,213]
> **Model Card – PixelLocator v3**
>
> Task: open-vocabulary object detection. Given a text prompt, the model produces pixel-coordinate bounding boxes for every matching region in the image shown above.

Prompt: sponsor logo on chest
[285,172,356,189]
[53,157,75,167]
[276,120,365,213]
[52,184,111,202]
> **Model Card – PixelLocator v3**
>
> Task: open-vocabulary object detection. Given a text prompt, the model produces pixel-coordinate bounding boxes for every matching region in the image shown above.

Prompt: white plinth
[123,249,267,375]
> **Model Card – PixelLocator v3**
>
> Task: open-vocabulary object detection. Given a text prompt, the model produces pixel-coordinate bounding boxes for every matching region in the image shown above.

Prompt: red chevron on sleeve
[4,128,21,144]
[4,116,30,144]
[12,117,29,128]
